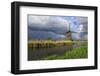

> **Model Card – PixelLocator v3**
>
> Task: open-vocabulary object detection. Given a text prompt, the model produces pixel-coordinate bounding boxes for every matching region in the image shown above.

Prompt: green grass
[43,46,88,60]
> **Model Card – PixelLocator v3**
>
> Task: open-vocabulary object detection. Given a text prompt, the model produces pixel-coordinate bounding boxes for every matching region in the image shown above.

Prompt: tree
[47,37,52,40]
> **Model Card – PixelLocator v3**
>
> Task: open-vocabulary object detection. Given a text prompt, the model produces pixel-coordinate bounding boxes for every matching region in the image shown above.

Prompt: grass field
[42,45,88,60]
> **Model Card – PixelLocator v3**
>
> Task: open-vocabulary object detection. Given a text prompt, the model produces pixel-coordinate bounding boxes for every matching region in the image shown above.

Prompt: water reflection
[28,43,75,60]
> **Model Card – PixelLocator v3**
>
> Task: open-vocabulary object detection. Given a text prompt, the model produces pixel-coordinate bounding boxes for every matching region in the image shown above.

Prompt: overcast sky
[28,15,88,40]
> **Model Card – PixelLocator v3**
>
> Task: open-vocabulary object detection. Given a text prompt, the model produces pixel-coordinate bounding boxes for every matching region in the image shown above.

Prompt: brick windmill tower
[65,23,76,41]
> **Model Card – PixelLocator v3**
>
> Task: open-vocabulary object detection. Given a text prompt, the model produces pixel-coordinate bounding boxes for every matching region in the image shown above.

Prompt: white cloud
[28,15,69,29]
[78,24,87,32]
[78,24,84,32]
[78,17,88,24]
[28,15,50,27]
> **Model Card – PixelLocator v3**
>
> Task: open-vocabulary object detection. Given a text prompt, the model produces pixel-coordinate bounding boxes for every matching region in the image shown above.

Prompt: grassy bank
[43,46,88,60]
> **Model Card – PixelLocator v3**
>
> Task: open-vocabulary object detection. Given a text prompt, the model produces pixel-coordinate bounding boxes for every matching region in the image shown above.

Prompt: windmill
[65,23,87,41]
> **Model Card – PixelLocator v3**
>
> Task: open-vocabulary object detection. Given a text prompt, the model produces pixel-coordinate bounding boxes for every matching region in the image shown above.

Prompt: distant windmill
[65,23,87,41]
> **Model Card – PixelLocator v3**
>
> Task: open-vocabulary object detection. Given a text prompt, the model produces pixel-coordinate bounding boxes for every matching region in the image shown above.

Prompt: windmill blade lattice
[65,23,87,41]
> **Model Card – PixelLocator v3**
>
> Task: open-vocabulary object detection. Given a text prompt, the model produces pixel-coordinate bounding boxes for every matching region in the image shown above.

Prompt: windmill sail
[65,23,72,40]
[65,22,88,41]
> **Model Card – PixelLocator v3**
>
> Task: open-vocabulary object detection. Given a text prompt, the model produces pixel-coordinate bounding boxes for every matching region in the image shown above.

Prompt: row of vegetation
[28,40,74,48]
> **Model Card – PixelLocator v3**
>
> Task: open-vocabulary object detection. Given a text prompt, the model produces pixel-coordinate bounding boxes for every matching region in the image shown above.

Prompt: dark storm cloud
[28,29,65,40]
[28,15,69,35]
[28,15,88,40]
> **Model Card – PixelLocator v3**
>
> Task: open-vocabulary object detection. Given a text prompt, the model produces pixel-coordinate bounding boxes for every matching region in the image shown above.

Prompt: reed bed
[28,40,74,48]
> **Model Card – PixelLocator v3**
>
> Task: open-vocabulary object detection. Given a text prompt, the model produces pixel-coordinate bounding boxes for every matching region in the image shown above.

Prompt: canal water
[28,42,86,61]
